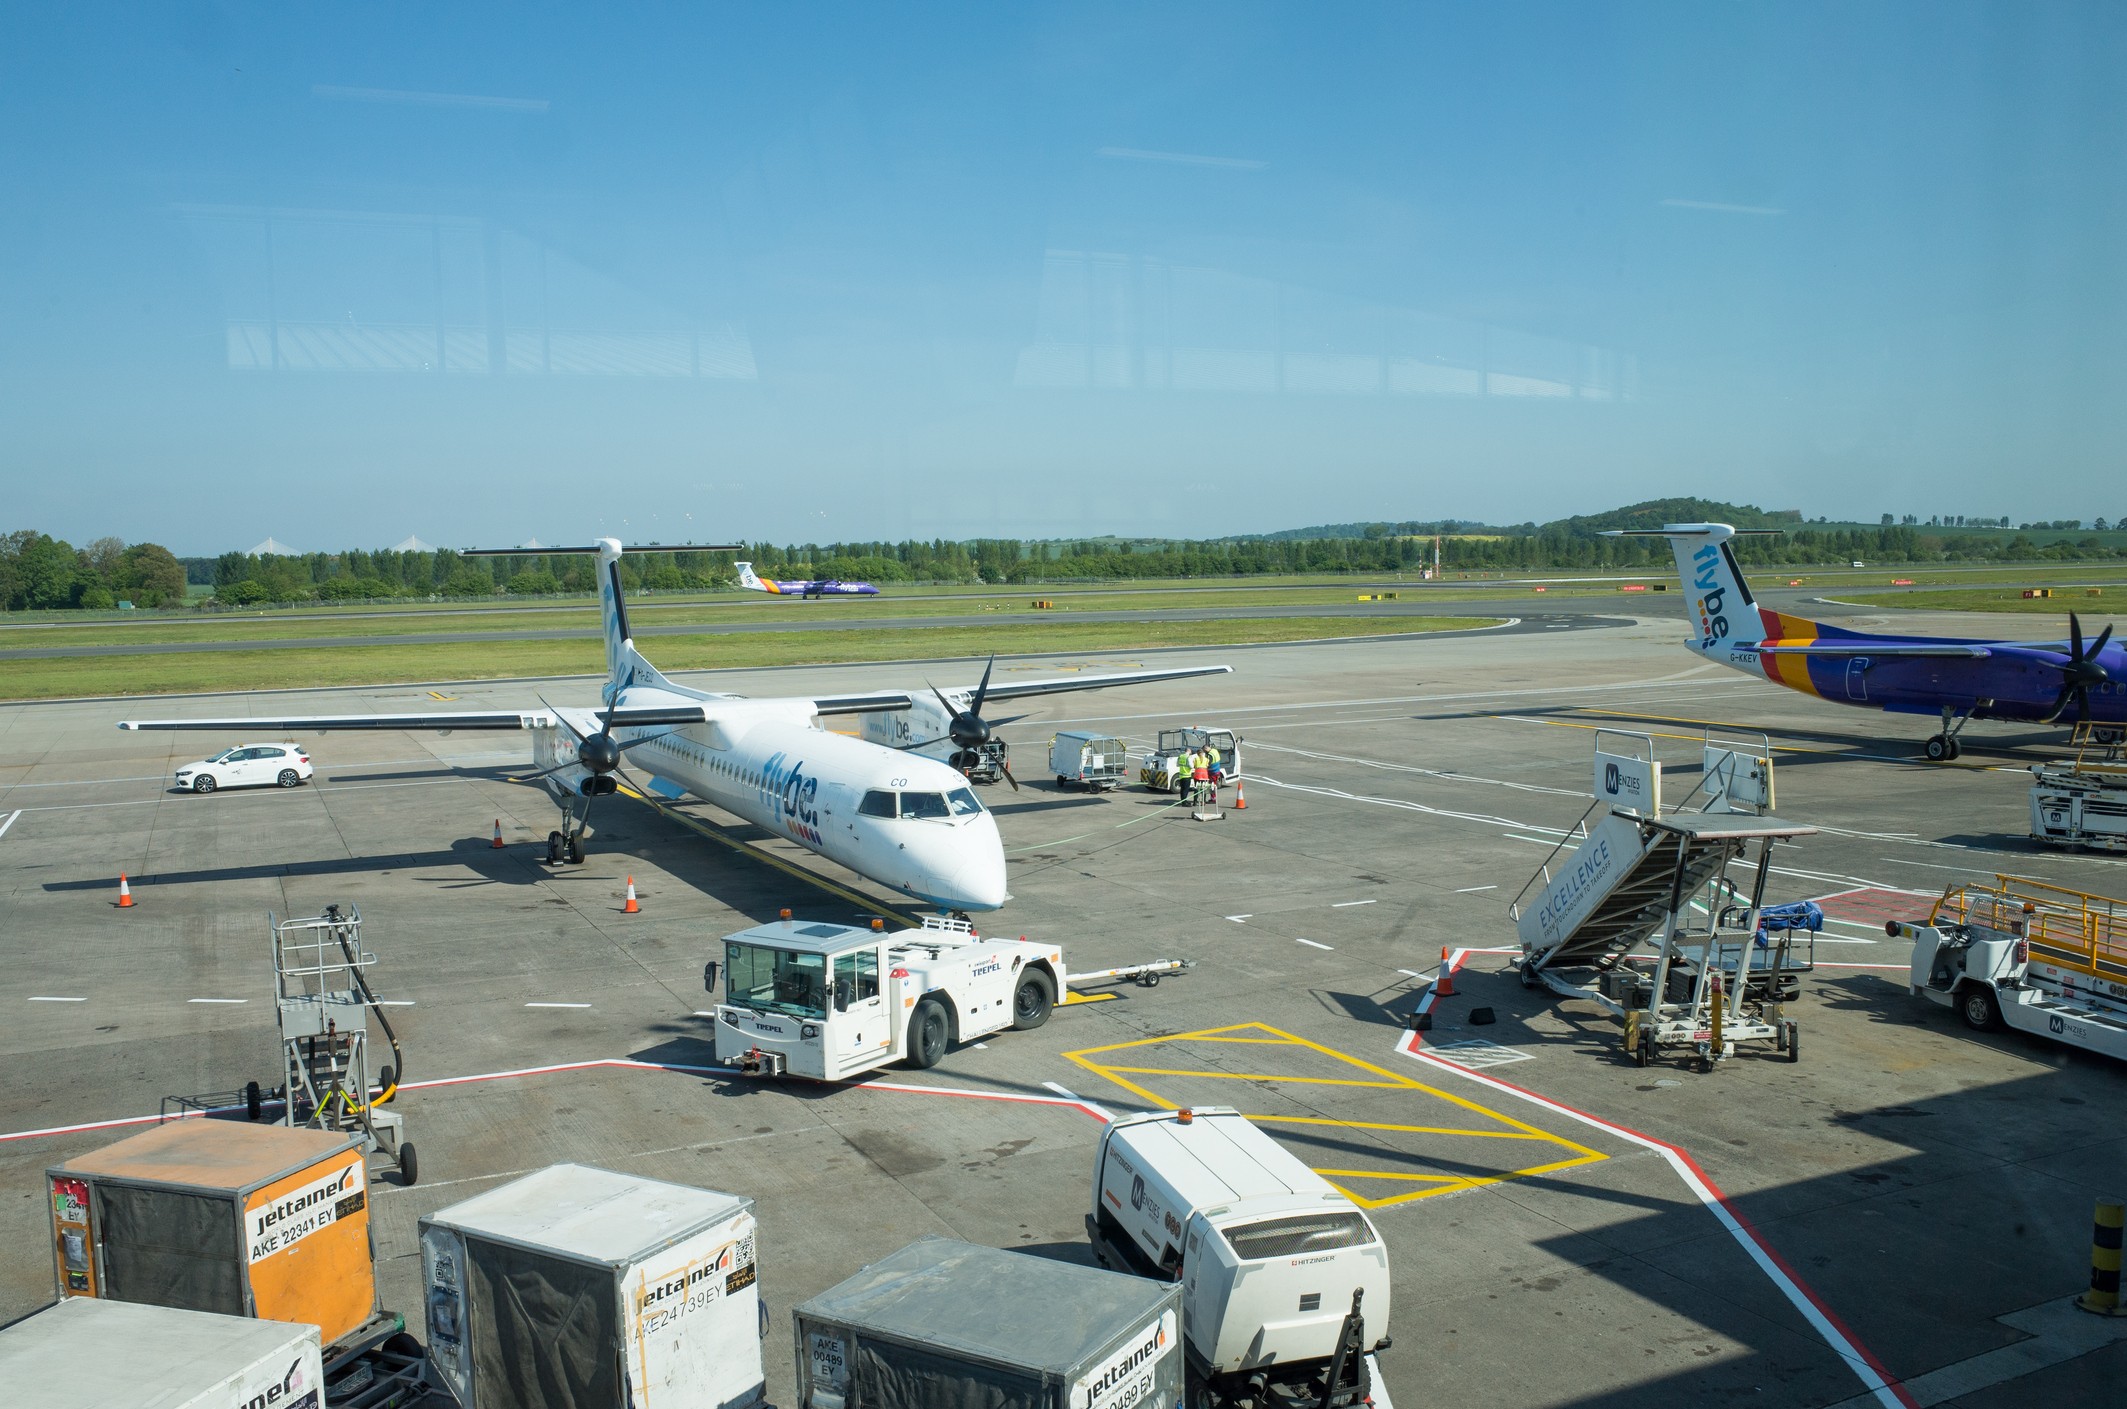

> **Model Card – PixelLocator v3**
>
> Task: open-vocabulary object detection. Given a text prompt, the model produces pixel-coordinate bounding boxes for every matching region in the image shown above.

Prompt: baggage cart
[420,1163,765,1409]
[794,1237,1183,1409]
[1051,731,1127,790]
[0,1297,324,1409]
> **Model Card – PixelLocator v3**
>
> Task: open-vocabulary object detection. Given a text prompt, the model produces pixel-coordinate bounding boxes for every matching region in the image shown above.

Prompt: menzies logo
[1692,544,1731,647]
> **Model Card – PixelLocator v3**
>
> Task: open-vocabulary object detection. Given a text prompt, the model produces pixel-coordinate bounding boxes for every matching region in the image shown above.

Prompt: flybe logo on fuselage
[1692,544,1731,647]
[762,752,823,844]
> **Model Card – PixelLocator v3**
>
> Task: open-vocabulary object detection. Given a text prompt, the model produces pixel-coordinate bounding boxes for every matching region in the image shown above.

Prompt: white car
[174,743,314,793]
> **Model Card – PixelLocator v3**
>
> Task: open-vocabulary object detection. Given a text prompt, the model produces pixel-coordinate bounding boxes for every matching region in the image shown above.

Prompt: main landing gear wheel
[193,775,216,793]
[546,831,564,864]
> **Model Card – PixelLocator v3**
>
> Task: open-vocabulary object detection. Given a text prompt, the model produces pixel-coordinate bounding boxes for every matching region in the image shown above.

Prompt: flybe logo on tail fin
[1692,544,1732,646]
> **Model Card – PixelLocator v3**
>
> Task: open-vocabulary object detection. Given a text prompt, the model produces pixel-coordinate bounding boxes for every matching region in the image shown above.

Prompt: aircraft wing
[809,692,917,716]
[115,706,718,733]
[1751,642,1992,658]
[973,664,1234,703]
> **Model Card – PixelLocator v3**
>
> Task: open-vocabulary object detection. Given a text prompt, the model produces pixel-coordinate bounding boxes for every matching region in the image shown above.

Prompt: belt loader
[1897,875,2127,1060]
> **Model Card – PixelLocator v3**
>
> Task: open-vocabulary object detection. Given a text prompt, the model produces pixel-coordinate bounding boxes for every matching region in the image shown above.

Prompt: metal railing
[1507,800,1603,923]
[1929,875,2127,976]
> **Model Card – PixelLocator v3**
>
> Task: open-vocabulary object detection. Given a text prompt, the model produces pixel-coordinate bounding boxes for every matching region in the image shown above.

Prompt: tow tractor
[1896,875,2127,1060]
[709,914,1066,1078]
[1140,726,1241,793]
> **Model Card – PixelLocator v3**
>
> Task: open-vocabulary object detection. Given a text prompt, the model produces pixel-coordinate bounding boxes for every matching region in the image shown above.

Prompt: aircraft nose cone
[940,822,1008,911]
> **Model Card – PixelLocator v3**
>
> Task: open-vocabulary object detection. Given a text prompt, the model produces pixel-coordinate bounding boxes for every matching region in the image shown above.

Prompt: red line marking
[1,1057,1109,1144]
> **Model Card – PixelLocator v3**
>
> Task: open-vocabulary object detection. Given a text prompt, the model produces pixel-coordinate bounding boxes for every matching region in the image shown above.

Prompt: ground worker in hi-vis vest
[1192,751,1212,803]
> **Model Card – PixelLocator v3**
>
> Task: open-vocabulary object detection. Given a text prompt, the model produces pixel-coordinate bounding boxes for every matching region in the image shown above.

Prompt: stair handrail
[1507,800,1606,923]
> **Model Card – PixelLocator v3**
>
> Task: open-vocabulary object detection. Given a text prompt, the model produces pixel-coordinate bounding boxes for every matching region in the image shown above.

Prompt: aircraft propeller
[894,655,1027,789]
[508,670,671,792]
[2040,611,2116,724]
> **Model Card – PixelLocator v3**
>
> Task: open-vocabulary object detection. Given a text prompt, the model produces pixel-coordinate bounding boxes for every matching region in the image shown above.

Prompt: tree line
[10,507,2127,612]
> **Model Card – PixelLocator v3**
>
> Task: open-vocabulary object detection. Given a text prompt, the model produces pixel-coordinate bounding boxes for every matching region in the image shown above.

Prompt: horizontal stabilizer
[1753,641,1991,658]
[459,544,744,557]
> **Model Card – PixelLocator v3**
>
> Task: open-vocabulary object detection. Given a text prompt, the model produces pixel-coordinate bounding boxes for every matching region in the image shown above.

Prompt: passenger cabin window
[945,788,983,816]
[832,949,880,1009]
[859,790,897,818]
[901,791,951,820]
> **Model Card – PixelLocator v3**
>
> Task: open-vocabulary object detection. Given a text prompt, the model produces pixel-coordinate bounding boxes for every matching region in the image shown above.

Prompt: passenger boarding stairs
[1510,808,1817,979]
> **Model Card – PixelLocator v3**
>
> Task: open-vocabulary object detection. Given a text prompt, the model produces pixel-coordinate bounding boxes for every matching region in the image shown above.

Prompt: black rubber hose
[334,926,405,1102]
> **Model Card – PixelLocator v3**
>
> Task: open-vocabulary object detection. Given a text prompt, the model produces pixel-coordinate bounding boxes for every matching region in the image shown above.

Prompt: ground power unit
[794,1237,1183,1409]
[420,1163,765,1409]
[0,1298,325,1409]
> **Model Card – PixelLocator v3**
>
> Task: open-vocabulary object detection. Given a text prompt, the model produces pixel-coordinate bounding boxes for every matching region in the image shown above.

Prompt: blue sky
[4,3,2124,554]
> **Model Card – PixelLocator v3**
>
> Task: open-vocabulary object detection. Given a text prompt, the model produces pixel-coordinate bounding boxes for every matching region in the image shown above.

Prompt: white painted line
[188,998,246,1004]
[29,996,86,1003]
[0,810,19,840]
[1295,938,1334,950]
[1397,969,1427,979]
[1429,1039,1535,1069]
[973,1042,989,1049]
[1331,899,1376,908]
[1225,914,1252,923]
[693,1010,717,1016]
[376,1000,417,1006]
[1390,1023,1911,1408]
[1454,884,1498,893]
[526,1002,591,1009]
[1826,1293,2127,1407]
[1041,1081,1112,1120]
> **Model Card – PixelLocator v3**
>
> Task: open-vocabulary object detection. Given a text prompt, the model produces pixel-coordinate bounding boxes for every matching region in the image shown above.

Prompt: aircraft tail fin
[736,561,774,593]
[1604,522,1795,648]
[594,540,633,690]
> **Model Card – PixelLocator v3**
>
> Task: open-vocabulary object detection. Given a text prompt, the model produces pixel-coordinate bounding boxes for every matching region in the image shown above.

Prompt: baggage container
[1051,731,1127,790]
[0,1295,324,1409]
[794,1237,1182,1409]
[420,1163,764,1409]
[1089,1108,1388,1408]
[46,1118,377,1347]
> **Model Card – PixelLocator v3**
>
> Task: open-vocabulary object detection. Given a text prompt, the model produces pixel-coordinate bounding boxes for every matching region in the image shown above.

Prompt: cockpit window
[859,789,897,818]
[946,787,984,816]
[900,791,951,819]
[724,942,828,1020]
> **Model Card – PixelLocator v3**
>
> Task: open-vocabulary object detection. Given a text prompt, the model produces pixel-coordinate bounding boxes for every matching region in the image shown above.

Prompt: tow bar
[1066,959,1196,989]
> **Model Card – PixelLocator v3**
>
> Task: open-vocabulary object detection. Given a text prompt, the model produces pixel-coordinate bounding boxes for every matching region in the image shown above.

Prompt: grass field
[1838,588,2127,615]
[1,586,1538,648]
[0,616,1499,702]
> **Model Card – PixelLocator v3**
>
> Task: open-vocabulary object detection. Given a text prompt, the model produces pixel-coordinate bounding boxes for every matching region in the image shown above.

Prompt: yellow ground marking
[1062,991,1118,1005]
[1063,1022,1606,1208]
[427,690,458,700]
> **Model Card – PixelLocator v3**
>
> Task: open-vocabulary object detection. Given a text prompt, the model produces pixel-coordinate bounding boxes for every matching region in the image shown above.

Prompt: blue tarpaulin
[1756,901,1823,946]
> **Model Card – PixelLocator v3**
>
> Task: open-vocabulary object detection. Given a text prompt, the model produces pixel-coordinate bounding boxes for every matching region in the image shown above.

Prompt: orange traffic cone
[1436,946,1455,997]
[1233,777,1247,809]
[117,874,134,908]
[623,877,640,913]
[491,819,505,849]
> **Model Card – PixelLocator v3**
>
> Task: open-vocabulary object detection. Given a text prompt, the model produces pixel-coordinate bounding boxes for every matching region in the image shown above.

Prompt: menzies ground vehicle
[1140,728,1240,793]
[1088,1108,1388,1409]
[709,915,1063,1077]
[1897,875,2127,1061]
[1052,731,1128,790]
[175,742,313,792]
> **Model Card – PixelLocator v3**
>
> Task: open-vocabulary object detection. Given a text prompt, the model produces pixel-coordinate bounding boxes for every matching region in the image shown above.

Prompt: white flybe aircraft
[117,540,1230,914]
